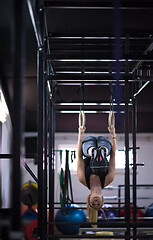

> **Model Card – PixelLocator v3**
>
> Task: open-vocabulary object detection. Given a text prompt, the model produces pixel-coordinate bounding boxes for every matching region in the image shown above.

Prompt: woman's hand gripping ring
[79,110,86,129]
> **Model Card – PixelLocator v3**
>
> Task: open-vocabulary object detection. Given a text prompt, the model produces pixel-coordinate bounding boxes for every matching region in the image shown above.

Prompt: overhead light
[0,88,9,123]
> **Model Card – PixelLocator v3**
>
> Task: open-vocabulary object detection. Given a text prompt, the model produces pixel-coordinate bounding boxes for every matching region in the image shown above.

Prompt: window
[0,87,9,123]
[115,150,133,169]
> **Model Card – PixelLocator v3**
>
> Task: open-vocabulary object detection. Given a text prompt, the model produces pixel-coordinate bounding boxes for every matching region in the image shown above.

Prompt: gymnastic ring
[79,110,86,128]
[108,111,115,129]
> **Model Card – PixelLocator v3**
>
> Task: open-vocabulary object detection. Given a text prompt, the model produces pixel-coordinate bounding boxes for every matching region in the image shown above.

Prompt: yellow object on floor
[95,231,114,240]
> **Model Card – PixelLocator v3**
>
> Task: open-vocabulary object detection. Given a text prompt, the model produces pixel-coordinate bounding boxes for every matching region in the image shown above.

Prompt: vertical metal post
[44,52,48,240]
[124,77,131,238]
[118,185,121,217]
[132,90,137,239]
[11,0,25,238]
[37,47,45,240]
[49,80,55,235]
[124,36,130,239]
[37,2,47,239]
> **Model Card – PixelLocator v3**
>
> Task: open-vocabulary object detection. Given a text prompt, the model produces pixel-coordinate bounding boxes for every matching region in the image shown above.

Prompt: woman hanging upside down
[77,115,116,225]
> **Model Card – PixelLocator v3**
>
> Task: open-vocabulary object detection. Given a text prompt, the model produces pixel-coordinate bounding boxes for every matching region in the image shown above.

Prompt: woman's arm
[77,126,87,187]
[104,126,116,187]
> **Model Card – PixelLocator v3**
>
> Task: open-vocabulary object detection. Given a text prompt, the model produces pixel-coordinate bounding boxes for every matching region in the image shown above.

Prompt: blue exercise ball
[55,204,86,234]
[98,204,118,222]
[145,203,153,220]
[22,209,38,220]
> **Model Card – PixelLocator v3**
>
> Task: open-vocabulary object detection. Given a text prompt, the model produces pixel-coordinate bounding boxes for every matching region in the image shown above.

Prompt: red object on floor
[24,219,37,240]
[120,204,144,222]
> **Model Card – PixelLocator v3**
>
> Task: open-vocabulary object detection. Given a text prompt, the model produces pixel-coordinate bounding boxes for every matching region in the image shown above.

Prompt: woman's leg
[97,136,112,156]
[82,136,97,157]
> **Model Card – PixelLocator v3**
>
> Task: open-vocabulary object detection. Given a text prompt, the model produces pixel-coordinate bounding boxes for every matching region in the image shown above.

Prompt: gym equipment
[78,82,86,129]
[21,202,38,215]
[98,204,118,222]
[145,203,153,219]
[95,231,114,240]
[24,219,37,240]
[21,181,38,207]
[60,150,74,209]
[22,209,38,220]
[108,111,115,130]
[120,204,144,222]
[108,81,115,128]
[55,204,86,234]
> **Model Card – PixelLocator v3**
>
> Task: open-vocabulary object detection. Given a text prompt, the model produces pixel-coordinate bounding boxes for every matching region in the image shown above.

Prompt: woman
[77,125,116,225]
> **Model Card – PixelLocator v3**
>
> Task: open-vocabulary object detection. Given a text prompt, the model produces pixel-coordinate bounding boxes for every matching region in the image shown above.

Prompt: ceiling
[1,0,153,135]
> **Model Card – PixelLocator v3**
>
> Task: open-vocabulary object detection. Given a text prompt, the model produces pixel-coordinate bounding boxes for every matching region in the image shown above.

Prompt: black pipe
[48,34,153,40]
[26,0,43,48]
[47,73,133,81]
[45,52,153,61]
[132,91,137,239]
[124,36,130,238]
[43,40,48,239]
[118,185,121,217]
[0,154,13,158]
[37,0,46,238]
[44,1,153,10]
[37,47,45,239]
[24,162,38,183]
[46,234,153,239]
[47,234,153,239]
[0,154,38,183]
[11,0,25,236]
[49,80,55,235]
[0,153,37,158]
[50,221,153,227]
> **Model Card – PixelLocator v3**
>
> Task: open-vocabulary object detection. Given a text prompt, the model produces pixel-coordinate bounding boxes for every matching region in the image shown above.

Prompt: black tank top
[84,157,108,189]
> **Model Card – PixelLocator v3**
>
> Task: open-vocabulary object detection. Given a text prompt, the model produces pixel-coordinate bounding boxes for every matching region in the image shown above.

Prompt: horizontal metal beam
[55,81,124,85]
[47,235,153,239]
[56,110,125,114]
[47,73,133,81]
[48,74,153,82]
[45,53,153,61]
[49,221,153,228]
[56,102,132,106]
[48,35,153,41]
[0,153,37,158]
[45,0,153,9]
[48,32,153,40]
